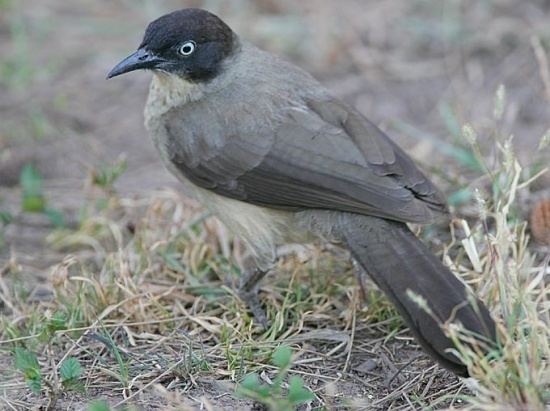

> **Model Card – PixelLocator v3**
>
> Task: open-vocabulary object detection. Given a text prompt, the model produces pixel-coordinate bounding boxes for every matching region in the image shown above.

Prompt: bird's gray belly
[145,111,308,268]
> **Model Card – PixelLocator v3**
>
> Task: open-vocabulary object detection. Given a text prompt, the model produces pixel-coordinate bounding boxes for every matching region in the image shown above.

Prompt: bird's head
[107,8,237,82]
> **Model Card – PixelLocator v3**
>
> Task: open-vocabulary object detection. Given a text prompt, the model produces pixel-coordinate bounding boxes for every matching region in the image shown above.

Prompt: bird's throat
[145,72,203,119]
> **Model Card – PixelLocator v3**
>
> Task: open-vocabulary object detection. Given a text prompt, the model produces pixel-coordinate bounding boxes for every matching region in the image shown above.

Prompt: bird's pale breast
[144,73,307,268]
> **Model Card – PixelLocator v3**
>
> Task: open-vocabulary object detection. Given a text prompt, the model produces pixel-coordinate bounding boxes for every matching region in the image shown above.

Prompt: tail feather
[334,213,496,376]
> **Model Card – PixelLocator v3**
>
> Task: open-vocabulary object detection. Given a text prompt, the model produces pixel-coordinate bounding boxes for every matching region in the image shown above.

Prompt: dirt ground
[1,0,549,410]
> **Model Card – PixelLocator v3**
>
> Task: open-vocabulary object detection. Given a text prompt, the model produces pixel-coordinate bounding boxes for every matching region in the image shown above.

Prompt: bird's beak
[107,48,165,79]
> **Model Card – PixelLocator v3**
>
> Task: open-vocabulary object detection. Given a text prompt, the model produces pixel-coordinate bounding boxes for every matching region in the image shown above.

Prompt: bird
[107,8,496,376]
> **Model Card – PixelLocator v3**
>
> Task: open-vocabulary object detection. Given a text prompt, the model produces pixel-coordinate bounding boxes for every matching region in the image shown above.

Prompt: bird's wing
[165,98,447,223]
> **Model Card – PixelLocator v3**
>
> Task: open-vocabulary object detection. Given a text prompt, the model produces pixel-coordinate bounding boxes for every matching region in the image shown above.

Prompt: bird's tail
[332,213,496,376]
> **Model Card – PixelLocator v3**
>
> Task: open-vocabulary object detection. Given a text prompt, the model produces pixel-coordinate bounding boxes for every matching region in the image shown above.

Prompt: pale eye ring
[179,41,196,56]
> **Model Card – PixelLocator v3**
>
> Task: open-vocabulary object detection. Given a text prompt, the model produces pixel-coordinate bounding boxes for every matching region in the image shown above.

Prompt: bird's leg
[238,266,270,327]
[237,245,314,327]
[352,258,369,302]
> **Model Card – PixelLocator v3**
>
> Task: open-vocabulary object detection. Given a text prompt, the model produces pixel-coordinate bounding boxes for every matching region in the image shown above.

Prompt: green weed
[88,400,111,411]
[13,347,42,393]
[236,345,314,411]
[20,164,64,227]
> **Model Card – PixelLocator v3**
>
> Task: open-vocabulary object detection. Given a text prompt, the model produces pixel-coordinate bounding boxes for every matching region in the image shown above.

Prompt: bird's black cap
[140,8,234,53]
[108,8,236,82]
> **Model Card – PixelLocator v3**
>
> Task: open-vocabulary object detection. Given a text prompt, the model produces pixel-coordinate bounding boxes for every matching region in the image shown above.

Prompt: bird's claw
[238,287,270,328]
[237,267,270,328]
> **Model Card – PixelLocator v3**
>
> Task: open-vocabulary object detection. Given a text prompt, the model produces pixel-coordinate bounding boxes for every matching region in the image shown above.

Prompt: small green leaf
[60,357,83,382]
[272,345,292,368]
[14,348,42,394]
[0,210,12,225]
[92,159,128,188]
[20,164,46,212]
[22,195,46,212]
[20,164,43,197]
[63,379,86,393]
[161,251,186,273]
[256,385,271,398]
[39,311,68,341]
[48,312,68,332]
[14,348,39,372]
[240,373,260,391]
[27,377,42,394]
[44,207,64,227]
[287,375,314,404]
[236,374,272,400]
[88,400,111,411]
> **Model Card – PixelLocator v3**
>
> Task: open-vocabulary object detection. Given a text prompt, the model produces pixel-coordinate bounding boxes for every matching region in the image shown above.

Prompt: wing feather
[166,98,447,223]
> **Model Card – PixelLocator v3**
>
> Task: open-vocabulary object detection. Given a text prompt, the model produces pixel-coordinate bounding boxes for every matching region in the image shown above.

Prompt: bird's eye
[179,41,196,56]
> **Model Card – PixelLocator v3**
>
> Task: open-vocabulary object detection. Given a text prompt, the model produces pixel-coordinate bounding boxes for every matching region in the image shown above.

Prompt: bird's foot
[238,268,270,328]
[238,287,270,328]
[352,258,369,302]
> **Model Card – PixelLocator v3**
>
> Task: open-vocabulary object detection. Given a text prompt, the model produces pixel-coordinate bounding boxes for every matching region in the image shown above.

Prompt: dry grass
[0,186,449,409]
[1,88,549,410]
[441,116,550,409]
